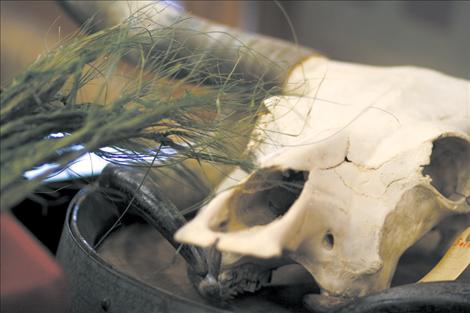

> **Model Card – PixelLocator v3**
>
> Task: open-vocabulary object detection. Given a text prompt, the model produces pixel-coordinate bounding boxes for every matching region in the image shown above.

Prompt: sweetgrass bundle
[0,10,283,211]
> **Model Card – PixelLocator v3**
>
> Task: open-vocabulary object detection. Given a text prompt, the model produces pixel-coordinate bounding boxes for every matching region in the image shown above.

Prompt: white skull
[175,57,470,298]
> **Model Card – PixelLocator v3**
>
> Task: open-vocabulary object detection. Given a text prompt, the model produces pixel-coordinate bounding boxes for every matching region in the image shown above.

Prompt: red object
[1,212,69,313]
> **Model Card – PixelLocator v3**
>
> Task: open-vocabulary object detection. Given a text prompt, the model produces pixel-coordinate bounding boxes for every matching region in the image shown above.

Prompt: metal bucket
[56,167,470,313]
[55,180,314,313]
[56,182,233,313]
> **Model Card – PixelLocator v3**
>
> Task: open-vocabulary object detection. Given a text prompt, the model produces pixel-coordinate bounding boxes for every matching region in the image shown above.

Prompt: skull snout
[175,167,310,258]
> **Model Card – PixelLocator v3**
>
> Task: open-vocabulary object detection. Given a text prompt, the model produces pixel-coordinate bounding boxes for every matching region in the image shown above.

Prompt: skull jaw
[176,172,468,300]
[292,183,462,298]
[216,254,292,298]
[176,179,466,300]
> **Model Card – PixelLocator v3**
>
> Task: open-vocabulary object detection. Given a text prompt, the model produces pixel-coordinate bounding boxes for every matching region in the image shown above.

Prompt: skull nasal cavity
[211,168,309,232]
[266,169,309,218]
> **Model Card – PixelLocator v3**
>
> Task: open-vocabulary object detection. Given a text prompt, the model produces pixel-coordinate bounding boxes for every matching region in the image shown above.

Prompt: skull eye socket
[422,136,470,201]
[210,168,309,232]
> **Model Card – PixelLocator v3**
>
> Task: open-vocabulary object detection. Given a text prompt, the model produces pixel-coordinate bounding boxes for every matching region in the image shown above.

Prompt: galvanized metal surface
[56,187,225,313]
[57,168,470,313]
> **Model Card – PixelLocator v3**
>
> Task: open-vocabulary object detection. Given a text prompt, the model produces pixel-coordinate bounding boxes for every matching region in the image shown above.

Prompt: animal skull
[175,57,470,299]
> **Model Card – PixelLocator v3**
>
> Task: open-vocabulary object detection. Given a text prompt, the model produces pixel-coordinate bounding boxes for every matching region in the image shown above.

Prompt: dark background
[2,0,469,251]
